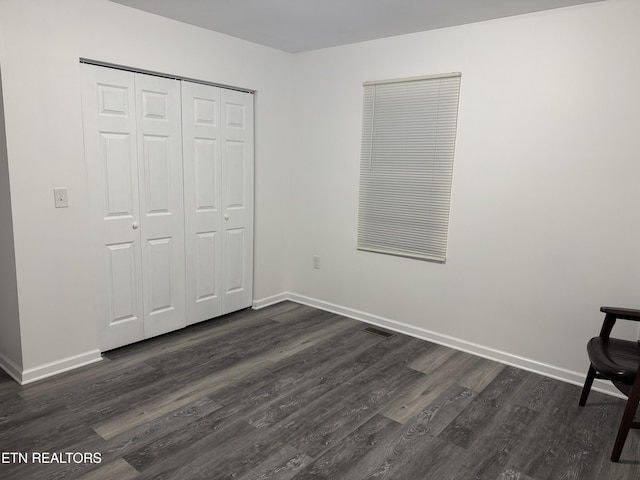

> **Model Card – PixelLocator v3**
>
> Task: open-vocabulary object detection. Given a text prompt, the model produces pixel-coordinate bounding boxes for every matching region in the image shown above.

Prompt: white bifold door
[82,64,253,351]
[182,82,254,326]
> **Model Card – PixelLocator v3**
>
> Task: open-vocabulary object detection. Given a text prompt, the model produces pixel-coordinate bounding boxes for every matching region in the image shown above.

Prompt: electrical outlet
[313,255,320,269]
[54,187,69,208]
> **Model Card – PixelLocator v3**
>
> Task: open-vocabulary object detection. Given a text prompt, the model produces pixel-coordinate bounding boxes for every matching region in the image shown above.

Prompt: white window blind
[357,73,461,263]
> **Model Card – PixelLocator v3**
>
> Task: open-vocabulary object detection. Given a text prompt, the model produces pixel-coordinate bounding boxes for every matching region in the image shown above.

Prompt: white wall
[0,0,293,381]
[286,0,640,383]
[0,65,23,378]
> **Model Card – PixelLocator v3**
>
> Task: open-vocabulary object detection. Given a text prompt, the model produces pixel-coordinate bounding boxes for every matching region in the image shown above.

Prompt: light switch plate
[54,187,69,208]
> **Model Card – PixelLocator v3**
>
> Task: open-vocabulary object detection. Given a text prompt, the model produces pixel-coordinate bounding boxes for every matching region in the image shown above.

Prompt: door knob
[132,221,139,230]
[224,214,229,221]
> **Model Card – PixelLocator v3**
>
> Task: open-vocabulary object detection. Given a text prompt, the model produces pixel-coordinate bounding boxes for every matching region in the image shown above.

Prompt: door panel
[98,83,129,116]
[141,90,169,120]
[142,135,171,214]
[221,89,254,314]
[147,237,173,312]
[196,231,217,301]
[182,81,223,325]
[82,64,144,350]
[135,73,185,338]
[195,139,217,211]
[224,141,245,208]
[102,133,136,218]
[224,228,245,294]
[106,242,140,325]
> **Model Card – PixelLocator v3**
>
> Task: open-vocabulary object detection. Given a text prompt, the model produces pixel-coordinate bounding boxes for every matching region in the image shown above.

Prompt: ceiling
[109,0,604,53]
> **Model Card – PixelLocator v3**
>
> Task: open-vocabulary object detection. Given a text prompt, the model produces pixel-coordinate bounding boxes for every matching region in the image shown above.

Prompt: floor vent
[363,326,394,338]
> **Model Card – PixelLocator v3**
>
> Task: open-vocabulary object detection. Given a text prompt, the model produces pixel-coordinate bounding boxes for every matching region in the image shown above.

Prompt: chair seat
[580,307,640,462]
[587,337,640,385]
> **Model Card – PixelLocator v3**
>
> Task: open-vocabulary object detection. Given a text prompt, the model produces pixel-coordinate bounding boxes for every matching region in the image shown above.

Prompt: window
[357,73,461,263]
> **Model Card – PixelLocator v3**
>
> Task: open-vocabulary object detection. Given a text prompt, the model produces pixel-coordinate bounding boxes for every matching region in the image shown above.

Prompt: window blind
[357,73,461,263]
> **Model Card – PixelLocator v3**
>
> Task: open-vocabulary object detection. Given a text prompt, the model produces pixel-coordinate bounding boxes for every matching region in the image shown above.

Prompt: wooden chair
[579,306,640,462]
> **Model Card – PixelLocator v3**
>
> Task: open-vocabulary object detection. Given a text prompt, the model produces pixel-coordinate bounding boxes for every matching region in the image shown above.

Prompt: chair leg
[611,376,640,462]
[579,365,597,406]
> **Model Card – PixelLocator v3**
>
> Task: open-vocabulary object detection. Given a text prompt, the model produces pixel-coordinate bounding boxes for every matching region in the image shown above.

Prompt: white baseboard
[253,292,290,310]
[0,351,23,384]
[18,350,103,385]
[253,292,623,399]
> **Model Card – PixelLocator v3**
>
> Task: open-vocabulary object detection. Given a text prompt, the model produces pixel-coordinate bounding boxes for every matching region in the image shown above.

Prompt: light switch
[54,187,69,208]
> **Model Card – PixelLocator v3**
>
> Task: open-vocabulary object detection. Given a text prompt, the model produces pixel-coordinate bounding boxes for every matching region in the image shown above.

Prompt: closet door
[182,81,223,324]
[82,64,185,350]
[183,83,254,324]
[82,64,144,350]
[135,73,186,338]
[221,89,254,314]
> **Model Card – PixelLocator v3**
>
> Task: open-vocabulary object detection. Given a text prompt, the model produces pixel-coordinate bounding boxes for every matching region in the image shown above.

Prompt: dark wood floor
[0,301,638,479]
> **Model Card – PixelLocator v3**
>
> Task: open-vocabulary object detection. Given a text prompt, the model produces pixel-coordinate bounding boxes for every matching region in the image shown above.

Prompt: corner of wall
[0,64,24,381]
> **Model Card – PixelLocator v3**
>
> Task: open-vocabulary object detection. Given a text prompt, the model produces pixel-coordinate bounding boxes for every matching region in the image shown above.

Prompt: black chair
[579,306,640,462]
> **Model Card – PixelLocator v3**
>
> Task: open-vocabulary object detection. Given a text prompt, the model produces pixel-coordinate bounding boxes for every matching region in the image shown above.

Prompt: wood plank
[236,446,313,480]
[292,414,403,479]
[381,350,481,424]
[79,458,139,480]
[133,415,285,479]
[438,366,530,449]
[103,395,223,458]
[268,302,321,323]
[457,356,506,392]
[320,385,476,480]
[408,342,457,373]
[124,415,256,474]
[496,469,537,480]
